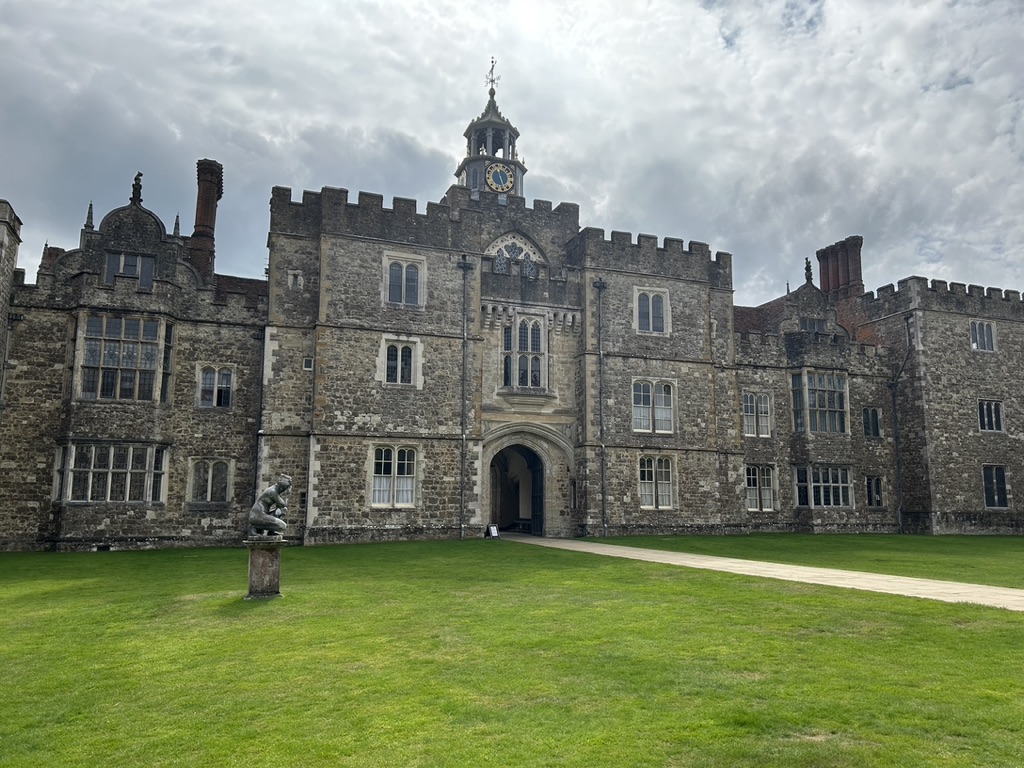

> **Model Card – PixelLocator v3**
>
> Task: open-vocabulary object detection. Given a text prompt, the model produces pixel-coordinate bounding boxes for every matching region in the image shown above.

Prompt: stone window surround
[983,464,1009,508]
[792,369,848,434]
[638,454,675,510]
[794,464,852,508]
[104,251,155,291]
[865,475,884,507]
[633,287,671,335]
[77,312,174,403]
[978,399,1003,432]
[370,444,419,507]
[501,314,548,391]
[59,442,167,504]
[375,335,424,390]
[745,464,775,511]
[862,406,882,438]
[196,363,235,408]
[970,319,996,352]
[382,250,426,308]
[742,392,771,437]
[632,378,676,434]
[188,457,233,505]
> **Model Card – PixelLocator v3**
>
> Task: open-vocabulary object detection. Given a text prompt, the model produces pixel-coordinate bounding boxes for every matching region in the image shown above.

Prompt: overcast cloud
[2,0,1022,306]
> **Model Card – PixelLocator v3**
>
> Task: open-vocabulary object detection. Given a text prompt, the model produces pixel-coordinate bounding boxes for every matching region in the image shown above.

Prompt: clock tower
[454,59,527,199]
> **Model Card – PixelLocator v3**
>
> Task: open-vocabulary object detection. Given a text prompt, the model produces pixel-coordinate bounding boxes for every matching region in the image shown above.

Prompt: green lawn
[599,533,1024,589]
[3,538,1023,767]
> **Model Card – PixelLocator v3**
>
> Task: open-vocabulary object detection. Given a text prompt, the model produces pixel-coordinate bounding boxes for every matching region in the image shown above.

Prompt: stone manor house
[1,87,1022,551]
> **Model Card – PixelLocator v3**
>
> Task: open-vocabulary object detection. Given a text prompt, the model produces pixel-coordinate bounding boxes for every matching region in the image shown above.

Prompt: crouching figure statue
[249,474,291,537]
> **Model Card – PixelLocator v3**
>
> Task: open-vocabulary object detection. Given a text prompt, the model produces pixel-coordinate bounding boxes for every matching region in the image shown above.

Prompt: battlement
[859,275,1024,321]
[0,199,23,238]
[570,227,731,288]
[737,329,878,351]
[270,185,581,249]
[577,227,727,262]
[736,329,889,373]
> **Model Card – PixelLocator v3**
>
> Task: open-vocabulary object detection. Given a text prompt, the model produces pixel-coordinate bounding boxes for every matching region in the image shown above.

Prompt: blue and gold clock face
[485,162,515,193]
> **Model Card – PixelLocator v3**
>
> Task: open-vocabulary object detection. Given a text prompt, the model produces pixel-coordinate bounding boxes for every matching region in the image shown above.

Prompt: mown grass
[600,533,1024,588]
[3,538,1023,767]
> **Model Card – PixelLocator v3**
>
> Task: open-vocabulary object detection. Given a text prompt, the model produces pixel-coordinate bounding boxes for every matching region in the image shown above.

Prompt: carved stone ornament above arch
[486,232,547,278]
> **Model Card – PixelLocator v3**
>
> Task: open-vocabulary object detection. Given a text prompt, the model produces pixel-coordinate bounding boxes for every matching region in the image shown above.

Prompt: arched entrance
[490,445,544,535]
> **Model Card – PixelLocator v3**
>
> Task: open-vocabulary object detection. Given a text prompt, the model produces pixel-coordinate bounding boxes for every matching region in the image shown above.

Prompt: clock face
[485,163,515,193]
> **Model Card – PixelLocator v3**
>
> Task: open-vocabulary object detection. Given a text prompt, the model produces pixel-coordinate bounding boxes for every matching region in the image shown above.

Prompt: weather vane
[486,57,500,91]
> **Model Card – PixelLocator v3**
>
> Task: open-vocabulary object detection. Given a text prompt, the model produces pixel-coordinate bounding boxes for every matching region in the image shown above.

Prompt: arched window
[200,367,215,407]
[388,262,404,303]
[502,316,545,390]
[387,259,422,306]
[385,344,414,384]
[199,366,233,408]
[970,320,995,351]
[742,392,771,437]
[636,290,668,334]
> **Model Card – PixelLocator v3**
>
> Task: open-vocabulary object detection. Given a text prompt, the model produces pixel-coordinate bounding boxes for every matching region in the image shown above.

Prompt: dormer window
[105,252,154,291]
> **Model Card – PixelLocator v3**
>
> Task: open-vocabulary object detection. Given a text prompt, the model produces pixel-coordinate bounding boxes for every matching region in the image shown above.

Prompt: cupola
[454,59,528,200]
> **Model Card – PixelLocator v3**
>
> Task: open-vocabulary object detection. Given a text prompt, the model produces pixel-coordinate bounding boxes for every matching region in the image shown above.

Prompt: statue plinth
[244,535,288,600]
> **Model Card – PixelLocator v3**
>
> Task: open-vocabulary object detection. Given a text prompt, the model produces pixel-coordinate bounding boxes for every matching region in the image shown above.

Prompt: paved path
[503,535,1024,612]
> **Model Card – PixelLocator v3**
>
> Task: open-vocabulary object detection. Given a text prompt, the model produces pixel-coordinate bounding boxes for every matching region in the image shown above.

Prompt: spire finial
[485,57,500,97]
[805,257,813,283]
[131,171,143,205]
[85,201,94,230]
[173,213,180,237]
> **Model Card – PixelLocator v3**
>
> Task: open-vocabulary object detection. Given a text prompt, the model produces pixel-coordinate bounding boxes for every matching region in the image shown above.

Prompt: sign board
[486,524,500,539]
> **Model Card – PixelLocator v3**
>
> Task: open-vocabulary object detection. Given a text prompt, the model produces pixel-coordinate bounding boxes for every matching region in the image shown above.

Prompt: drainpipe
[887,314,913,534]
[592,278,608,537]
[457,255,475,540]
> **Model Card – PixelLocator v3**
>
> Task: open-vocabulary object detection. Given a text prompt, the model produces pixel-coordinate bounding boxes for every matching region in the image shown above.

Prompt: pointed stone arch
[485,231,548,279]
[482,422,575,537]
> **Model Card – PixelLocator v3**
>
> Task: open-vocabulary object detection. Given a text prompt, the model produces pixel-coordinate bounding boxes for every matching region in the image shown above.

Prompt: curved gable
[98,203,168,253]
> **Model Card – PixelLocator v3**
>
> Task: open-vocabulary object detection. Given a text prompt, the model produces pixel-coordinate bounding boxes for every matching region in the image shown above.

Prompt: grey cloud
[2,0,1023,307]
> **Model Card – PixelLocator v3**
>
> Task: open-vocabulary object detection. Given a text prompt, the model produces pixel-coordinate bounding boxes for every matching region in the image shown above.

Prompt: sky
[1,0,1022,307]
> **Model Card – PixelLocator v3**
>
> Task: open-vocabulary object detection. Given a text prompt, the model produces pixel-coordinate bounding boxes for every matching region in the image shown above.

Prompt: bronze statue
[248,474,291,536]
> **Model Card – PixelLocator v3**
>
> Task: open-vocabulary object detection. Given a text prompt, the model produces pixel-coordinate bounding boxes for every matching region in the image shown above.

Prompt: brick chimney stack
[188,159,223,282]
[815,235,864,298]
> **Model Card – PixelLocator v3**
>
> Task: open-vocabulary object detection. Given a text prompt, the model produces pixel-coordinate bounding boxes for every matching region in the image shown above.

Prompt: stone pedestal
[244,536,287,600]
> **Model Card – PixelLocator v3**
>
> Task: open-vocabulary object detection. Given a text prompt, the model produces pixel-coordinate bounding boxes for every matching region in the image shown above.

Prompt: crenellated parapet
[735,327,891,373]
[859,275,1024,322]
[13,255,266,323]
[269,185,581,255]
[566,226,732,289]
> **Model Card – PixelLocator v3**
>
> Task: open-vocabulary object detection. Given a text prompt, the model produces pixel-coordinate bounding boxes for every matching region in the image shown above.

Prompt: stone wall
[0,177,268,551]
